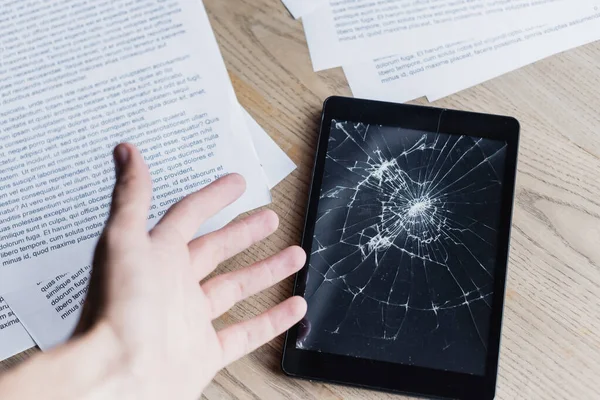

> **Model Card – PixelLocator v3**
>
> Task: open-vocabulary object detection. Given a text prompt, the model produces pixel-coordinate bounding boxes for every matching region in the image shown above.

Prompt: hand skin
[0,143,307,400]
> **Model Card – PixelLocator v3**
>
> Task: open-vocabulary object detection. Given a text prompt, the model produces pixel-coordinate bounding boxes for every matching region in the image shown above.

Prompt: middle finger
[189,209,279,280]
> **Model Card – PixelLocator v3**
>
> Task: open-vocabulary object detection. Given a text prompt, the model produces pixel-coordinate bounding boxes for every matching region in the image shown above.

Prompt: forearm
[0,323,124,400]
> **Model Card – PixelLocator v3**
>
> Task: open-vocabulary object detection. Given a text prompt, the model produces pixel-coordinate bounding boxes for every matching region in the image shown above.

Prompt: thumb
[107,143,152,233]
[72,144,151,336]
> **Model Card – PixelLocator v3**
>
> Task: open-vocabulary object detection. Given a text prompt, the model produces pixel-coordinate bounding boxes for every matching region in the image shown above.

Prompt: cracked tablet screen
[297,120,508,376]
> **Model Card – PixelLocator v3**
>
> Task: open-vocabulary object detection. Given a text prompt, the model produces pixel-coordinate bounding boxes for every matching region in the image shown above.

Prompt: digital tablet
[282,97,520,400]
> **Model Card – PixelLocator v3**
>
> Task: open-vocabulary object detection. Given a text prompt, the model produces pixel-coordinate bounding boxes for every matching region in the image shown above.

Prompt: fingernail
[114,144,130,176]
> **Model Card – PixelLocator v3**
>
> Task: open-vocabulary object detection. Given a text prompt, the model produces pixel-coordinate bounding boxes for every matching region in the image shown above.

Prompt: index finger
[153,174,246,242]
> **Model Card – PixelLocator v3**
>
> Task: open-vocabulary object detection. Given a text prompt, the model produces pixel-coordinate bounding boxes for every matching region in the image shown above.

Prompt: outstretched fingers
[152,174,246,242]
[203,246,306,318]
[217,296,307,368]
[190,209,280,280]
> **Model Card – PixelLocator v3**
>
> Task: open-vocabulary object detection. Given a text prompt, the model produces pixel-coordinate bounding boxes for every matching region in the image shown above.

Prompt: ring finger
[202,246,306,319]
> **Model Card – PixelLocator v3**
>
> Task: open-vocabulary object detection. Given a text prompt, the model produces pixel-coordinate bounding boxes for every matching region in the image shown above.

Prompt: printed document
[0,0,271,293]
[2,112,296,353]
[344,12,600,103]
[0,296,35,360]
[3,267,92,351]
[303,0,597,70]
[426,13,600,101]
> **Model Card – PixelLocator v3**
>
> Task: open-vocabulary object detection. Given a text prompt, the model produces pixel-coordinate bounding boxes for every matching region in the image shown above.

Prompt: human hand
[70,143,307,399]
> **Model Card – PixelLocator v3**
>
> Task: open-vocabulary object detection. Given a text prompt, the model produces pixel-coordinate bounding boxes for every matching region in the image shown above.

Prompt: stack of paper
[0,1,296,360]
[283,0,600,103]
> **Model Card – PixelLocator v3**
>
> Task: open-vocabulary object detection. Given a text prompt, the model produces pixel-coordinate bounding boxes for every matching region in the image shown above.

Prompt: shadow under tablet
[283,96,519,400]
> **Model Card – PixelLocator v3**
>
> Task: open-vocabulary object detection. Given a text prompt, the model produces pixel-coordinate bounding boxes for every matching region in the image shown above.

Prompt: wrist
[66,321,128,400]
[0,321,125,400]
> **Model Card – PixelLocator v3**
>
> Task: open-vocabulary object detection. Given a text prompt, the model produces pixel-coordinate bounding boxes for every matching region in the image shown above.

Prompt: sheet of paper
[281,0,324,19]
[302,0,597,71]
[0,0,271,293]
[0,296,35,360]
[426,13,600,101]
[345,12,600,103]
[2,267,92,351]
[3,111,296,352]
[243,111,296,188]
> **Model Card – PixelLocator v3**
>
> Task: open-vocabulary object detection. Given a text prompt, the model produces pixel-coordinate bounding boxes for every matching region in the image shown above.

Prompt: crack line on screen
[303,120,507,351]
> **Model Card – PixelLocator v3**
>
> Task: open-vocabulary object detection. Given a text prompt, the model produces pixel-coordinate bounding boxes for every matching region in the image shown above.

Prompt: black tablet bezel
[282,96,520,400]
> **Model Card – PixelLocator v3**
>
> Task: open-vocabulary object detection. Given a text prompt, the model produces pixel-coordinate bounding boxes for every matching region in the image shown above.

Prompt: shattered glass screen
[297,120,508,376]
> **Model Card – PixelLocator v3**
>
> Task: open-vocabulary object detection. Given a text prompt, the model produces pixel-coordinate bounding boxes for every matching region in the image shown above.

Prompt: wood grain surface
[2,1,600,399]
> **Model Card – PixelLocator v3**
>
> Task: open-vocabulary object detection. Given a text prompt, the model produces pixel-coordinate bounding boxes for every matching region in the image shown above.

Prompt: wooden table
[2,1,600,398]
